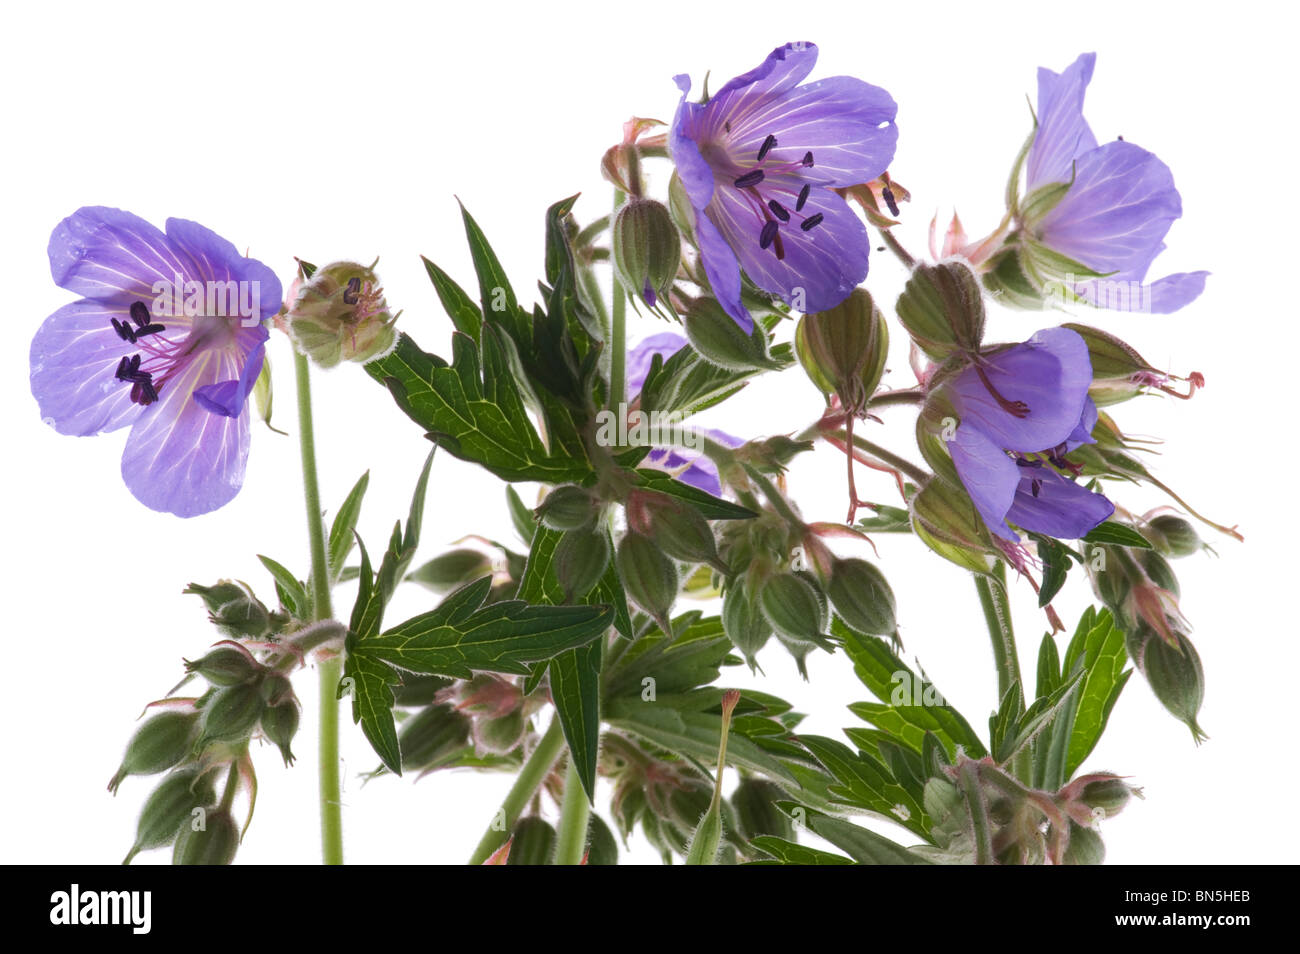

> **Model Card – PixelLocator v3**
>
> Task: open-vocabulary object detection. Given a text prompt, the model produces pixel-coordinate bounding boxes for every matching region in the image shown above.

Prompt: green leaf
[640,335,793,419]
[796,735,930,839]
[458,200,523,340]
[633,469,756,520]
[995,668,1084,764]
[506,485,537,545]
[790,805,933,865]
[750,837,855,865]
[1064,609,1132,778]
[342,540,402,775]
[355,579,613,679]
[422,255,482,344]
[1082,521,1153,548]
[837,622,987,759]
[367,332,591,483]
[257,555,307,618]
[602,613,733,701]
[856,505,913,533]
[1030,533,1077,607]
[328,471,369,584]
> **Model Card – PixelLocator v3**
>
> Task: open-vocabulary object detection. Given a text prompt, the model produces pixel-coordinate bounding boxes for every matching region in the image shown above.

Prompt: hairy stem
[609,191,628,412]
[552,757,592,865]
[294,350,343,866]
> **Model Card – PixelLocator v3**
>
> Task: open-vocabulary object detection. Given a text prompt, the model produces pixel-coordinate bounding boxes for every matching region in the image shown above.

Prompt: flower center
[728,135,822,260]
[110,300,237,407]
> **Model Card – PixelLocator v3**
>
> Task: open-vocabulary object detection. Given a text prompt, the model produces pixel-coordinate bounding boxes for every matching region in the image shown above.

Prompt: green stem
[609,191,628,412]
[293,351,343,866]
[974,562,1021,703]
[879,228,917,270]
[552,757,592,866]
[468,717,567,865]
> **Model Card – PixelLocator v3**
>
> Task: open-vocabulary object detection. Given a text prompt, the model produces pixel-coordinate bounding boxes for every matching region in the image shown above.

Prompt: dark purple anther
[734,169,765,189]
[759,220,780,250]
[801,151,814,167]
[111,317,138,344]
[796,183,811,211]
[768,200,790,222]
[129,301,151,327]
[757,134,777,162]
[800,213,825,232]
[343,277,361,306]
[882,184,900,217]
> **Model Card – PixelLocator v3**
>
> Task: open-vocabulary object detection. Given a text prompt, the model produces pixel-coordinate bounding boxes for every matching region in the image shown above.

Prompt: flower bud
[399,703,471,772]
[109,709,200,793]
[908,478,995,574]
[721,584,772,669]
[683,297,775,371]
[391,673,455,708]
[730,778,794,842]
[1128,626,1207,743]
[259,672,294,705]
[407,549,495,594]
[508,816,557,866]
[895,261,985,362]
[625,489,725,572]
[1061,323,1161,406]
[1145,514,1202,559]
[758,572,828,647]
[1061,821,1105,865]
[287,260,398,368]
[826,557,897,637]
[198,683,265,747]
[184,580,273,640]
[473,709,527,755]
[612,199,680,312]
[1077,777,1138,818]
[616,531,679,633]
[795,288,890,413]
[1139,549,1180,598]
[172,806,239,866]
[536,485,601,531]
[184,644,263,687]
[554,526,612,600]
[260,696,301,767]
[125,767,219,863]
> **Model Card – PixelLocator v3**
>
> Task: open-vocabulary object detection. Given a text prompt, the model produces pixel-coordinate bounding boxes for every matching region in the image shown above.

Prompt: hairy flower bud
[407,549,495,594]
[908,478,995,574]
[612,198,680,312]
[198,683,265,747]
[616,531,679,633]
[125,767,219,863]
[287,260,398,368]
[391,673,455,708]
[535,485,601,531]
[260,696,301,767]
[184,580,273,640]
[109,709,200,793]
[508,816,557,866]
[1128,626,1207,742]
[554,527,612,600]
[826,557,897,637]
[398,703,471,773]
[1144,514,1202,559]
[895,261,986,362]
[758,572,828,647]
[721,584,772,669]
[625,489,725,572]
[172,806,239,866]
[795,288,890,413]
[184,644,263,687]
[683,297,774,371]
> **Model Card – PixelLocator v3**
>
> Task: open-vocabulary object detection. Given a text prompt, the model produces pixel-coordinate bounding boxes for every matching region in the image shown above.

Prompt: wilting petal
[644,428,741,497]
[194,335,267,417]
[708,182,869,314]
[1007,466,1114,539]
[949,426,1020,542]
[1026,53,1098,191]
[1037,141,1182,277]
[693,43,820,144]
[48,207,196,302]
[30,299,143,436]
[626,331,688,397]
[724,76,898,187]
[950,328,1093,452]
[120,350,251,517]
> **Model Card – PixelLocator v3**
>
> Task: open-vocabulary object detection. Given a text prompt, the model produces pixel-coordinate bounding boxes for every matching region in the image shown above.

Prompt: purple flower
[945,327,1113,541]
[670,42,897,331]
[1025,53,1208,314]
[626,332,742,496]
[31,207,281,517]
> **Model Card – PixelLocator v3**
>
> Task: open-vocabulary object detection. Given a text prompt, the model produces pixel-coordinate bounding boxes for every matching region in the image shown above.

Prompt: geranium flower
[1023,53,1208,313]
[669,42,897,331]
[626,332,741,496]
[31,207,281,517]
[944,327,1113,540]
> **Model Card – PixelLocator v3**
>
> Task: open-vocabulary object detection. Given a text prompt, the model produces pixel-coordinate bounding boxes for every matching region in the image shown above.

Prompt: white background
[3,0,1294,865]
